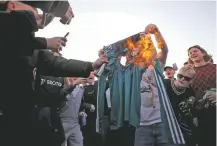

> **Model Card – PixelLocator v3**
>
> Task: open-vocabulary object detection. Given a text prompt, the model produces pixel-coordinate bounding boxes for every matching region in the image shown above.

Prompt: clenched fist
[60,6,74,24]
[144,24,159,34]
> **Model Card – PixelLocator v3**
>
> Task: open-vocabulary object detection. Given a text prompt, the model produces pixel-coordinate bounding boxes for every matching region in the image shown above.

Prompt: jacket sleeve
[36,50,93,78]
[81,102,92,110]
[7,11,39,56]
[59,84,76,98]
[34,37,47,50]
[10,10,38,33]
[79,99,91,112]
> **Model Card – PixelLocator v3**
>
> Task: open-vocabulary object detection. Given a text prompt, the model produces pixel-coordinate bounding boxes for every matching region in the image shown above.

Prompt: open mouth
[191,55,198,59]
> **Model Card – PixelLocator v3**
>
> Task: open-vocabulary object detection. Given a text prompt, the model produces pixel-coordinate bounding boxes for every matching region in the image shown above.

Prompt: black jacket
[0,11,93,146]
[0,10,93,108]
[34,75,65,108]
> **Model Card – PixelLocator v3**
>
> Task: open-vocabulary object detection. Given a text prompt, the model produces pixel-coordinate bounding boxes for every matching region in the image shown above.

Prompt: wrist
[73,82,78,86]
[91,62,95,71]
[45,38,50,48]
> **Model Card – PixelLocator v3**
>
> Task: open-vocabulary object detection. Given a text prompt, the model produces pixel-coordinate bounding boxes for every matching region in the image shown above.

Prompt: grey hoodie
[60,85,84,123]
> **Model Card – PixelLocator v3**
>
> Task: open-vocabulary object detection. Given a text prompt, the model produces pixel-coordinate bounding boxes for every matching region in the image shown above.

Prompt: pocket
[141,92,153,108]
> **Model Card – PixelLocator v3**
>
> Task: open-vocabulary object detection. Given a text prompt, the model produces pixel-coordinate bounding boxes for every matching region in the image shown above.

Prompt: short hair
[178,66,196,78]
[164,66,174,71]
[187,45,212,64]
[183,62,188,65]
[0,2,9,11]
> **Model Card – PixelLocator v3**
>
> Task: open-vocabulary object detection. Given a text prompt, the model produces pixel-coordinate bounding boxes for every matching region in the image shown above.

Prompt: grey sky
[73,0,216,62]
[37,1,216,66]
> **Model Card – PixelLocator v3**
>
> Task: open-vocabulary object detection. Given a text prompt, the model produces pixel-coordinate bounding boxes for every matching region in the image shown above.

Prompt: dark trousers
[36,107,65,146]
[106,124,136,146]
[0,109,38,146]
[83,128,104,146]
[197,107,216,146]
[82,116,104,146]
[0,115,2,126]
[83,114,111,146]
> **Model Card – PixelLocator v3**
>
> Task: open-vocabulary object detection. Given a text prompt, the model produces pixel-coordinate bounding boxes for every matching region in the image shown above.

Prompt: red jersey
[191,63,216,100]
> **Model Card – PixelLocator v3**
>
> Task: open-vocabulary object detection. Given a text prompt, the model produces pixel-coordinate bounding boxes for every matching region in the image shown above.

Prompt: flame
[125,29,164,68]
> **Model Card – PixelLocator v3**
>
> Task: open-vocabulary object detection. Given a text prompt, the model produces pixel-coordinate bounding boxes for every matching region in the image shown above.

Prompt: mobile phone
[64,32,70,38]
[172,63,178,70]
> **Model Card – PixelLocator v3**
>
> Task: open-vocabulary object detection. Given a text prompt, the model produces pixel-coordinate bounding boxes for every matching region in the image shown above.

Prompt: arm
[59,78,90,100]
[155,29,168,65]
[80,97,94,112]
[34,37,47,50]
[59,84,76,98]
[10,10,38,33]
[36,50,93,77]
[5,11,38,56]
[144,24,168,66]
[81,102,92,110]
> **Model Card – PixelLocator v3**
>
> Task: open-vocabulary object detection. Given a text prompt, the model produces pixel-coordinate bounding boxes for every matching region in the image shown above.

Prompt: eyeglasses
[177,74,192,81]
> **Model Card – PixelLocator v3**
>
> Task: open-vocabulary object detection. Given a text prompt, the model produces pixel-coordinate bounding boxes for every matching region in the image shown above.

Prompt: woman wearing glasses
[163,66,197,146]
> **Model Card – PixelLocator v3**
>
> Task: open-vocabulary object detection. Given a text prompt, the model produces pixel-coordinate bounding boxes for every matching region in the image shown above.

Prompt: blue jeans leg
[134,122,180,146]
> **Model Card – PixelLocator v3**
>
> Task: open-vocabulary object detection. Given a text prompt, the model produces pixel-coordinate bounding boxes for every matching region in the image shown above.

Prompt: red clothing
[191,63,216,100]
[191,63,216,146]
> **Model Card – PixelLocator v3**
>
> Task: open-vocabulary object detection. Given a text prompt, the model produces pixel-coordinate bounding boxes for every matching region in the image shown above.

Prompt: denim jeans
[134,122,180,146]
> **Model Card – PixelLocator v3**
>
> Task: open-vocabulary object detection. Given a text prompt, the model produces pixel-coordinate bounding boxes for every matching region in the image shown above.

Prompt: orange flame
[125,29,164,68]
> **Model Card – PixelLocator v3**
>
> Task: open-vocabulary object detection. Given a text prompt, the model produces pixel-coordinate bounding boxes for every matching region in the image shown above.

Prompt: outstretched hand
[73,78,88,85]
[92,54,108,70]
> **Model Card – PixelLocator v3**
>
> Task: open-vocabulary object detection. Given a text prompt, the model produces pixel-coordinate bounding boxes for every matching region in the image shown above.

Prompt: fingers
[144,24,158,34]
[79,112,87,117]
[58,47,62,52]
[99,54,108,63]
[211,100,216,104]
[68,7,74,17]
[67,7,74,18]
[81,79,88,83]
[54,37,67,50]
[61,37,68,42]
[60,7,74,25]
[66,19,71,25]
[98,49,104,57]
[99,54,105,59]
[80,78,87,81]
[102,58,109,64]
[90,105,95,112]
[77,78,88,84]
[68,10,74,19]
[207,94,215,100]
[60,40,66,47]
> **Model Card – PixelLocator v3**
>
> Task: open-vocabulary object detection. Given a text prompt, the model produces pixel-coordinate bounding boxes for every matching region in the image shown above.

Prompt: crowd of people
[0,1,216,146]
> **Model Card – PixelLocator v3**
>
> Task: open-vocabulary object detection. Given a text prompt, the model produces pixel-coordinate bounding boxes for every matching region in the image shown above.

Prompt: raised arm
[144,24,169,65]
